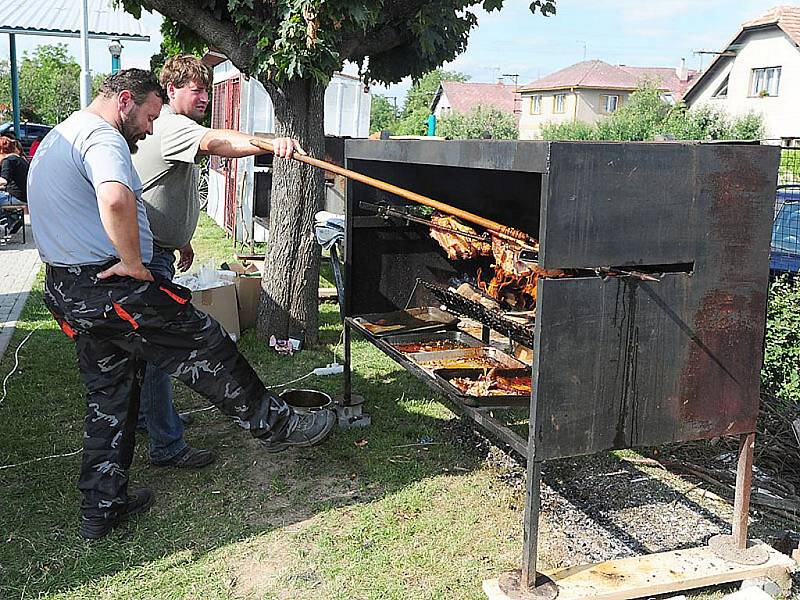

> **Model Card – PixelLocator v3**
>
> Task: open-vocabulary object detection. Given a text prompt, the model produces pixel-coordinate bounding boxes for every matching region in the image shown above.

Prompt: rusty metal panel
[538,142,779,271]
[532,142,780,460]
[531,274,765,460]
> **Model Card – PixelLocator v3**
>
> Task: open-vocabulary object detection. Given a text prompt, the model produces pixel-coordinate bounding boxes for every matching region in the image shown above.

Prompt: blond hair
[159,55,212,90]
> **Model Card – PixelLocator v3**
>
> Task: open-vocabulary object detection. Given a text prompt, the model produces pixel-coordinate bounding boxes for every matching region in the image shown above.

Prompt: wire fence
[772,149,800,274]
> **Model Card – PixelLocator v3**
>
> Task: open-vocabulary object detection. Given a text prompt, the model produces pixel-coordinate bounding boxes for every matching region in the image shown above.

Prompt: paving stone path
[0,219,42,360]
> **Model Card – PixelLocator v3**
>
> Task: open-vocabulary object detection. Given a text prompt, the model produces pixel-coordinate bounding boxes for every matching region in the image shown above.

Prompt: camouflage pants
[44,262,293,520]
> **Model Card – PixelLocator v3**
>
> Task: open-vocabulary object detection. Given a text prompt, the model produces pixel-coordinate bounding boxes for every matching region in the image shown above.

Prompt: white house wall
[207,61,371,240]
[688,28,800,141]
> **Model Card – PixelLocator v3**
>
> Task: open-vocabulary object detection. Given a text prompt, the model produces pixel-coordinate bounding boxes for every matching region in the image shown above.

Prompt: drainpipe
[572,87,578,123]
[9,34,20,137]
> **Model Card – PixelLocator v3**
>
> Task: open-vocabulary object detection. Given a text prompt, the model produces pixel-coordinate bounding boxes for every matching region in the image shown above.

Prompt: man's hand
[271,137,306,159]
[97,261,154,282]
[178,243,194,272]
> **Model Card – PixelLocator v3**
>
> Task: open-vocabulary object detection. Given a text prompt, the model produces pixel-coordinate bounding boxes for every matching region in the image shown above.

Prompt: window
[529,95,542,115]
[750,67,781,97]
[554,94,566,114]
[713,74,729,98]
[601,94,619,113]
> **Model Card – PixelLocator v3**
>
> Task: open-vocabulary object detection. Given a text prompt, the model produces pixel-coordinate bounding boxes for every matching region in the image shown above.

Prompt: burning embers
[428,212,565,311]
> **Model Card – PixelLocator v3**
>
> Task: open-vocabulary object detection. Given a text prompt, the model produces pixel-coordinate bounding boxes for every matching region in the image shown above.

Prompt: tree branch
[140,0,254,71]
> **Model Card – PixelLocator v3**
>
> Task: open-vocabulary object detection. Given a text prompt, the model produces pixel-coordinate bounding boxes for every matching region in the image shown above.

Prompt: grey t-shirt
[27,111,153,266]
[133,105,209,250]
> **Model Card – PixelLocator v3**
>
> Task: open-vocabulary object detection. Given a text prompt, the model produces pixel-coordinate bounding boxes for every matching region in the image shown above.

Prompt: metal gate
[210,76,241,234]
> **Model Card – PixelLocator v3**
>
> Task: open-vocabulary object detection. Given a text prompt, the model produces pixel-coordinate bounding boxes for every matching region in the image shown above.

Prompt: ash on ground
[443,419,797,572]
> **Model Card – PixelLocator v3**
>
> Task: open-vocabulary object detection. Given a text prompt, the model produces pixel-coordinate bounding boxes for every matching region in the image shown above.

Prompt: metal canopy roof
[0,0,149,41]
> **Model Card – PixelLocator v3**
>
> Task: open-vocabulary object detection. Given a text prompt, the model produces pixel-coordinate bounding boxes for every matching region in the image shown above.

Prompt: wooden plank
[483,542,796,600]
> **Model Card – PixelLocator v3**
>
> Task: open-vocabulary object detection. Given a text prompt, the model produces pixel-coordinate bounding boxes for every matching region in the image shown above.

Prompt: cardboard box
[228,261,263,331]
[192,282,241,340]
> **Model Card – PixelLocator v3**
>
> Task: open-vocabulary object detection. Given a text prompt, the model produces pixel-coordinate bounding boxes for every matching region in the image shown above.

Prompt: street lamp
[108,39,123,74]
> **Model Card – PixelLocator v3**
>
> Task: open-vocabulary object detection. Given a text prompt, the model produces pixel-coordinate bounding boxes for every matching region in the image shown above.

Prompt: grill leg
[732,432,756,549]
[522,460,542,588]
[708,431,767,564]
[343,320,352,404]
[335,321,371,429]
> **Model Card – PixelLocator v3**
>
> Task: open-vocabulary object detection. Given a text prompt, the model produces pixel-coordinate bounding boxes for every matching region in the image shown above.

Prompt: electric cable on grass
[0,368,325,470]
[0,322,45,407]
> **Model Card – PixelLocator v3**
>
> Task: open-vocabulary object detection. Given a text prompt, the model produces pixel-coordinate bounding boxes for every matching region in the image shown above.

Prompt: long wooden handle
[249,138,532,243]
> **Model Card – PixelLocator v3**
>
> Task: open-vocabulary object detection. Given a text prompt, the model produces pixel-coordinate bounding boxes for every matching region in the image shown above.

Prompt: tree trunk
[256,77,326,346]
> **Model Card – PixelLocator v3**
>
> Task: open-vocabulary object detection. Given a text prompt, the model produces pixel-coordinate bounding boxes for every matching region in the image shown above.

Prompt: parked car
[770,185,800,275]
[0,122,53,154]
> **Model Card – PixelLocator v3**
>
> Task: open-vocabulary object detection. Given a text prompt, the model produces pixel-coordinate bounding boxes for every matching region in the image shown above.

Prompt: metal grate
[779,147,800,185]
[771,182,800,274]
[418,279,536,347]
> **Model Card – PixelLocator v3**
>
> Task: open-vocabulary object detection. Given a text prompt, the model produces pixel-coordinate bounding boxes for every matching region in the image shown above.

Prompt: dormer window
[713,74,729,98]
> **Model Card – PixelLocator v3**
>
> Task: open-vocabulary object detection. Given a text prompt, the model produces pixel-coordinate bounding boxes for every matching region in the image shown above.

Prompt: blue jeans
[0,192,24,229]
[138,244,187,462]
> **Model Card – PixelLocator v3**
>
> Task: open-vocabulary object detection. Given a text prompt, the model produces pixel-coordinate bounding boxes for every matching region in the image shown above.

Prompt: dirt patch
[226,520,317,600]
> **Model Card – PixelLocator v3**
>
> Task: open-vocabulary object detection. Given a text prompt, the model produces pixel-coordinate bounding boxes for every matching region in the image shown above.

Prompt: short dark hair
[97,68,165,104]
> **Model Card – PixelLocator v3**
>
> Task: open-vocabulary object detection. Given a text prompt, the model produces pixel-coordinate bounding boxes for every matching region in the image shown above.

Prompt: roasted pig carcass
[429,212,492,260]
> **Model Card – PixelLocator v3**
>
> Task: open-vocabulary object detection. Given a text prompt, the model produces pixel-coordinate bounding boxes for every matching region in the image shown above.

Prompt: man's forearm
[199,129,268,158]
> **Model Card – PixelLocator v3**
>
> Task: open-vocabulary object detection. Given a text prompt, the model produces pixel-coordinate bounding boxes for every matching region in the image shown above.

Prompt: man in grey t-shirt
[28,69,335,540]
[132,55,303,469]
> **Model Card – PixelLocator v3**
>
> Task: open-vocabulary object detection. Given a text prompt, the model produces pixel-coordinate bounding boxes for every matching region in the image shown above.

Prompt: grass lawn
[0,215,523,600]
[0,215,788,599]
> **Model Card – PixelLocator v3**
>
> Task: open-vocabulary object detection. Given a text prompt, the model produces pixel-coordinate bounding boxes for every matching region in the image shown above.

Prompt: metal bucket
[279,389,333,414]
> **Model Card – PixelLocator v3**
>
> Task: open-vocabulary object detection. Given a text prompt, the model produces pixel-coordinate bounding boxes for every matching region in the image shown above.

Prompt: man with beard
[132,55,303,469]
[27,69,335,540]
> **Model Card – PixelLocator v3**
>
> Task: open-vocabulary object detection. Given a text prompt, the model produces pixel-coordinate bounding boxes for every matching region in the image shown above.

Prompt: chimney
[677,58,688,82]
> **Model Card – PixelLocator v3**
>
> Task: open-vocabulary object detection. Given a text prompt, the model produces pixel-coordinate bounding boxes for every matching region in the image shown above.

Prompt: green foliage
[369,93,397,134]
[540,120,595,140]
[779,149,800,184]
[762,276,800,407]
[394,69,468,136]
[437,105,518,140]
[0,44,97,125]
[121,1,556,88]
[149,18,209,75]
[541,82,763,142]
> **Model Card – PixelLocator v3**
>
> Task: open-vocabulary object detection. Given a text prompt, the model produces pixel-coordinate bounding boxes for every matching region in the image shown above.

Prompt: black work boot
[260,409,336,453]
[79,488,156,540]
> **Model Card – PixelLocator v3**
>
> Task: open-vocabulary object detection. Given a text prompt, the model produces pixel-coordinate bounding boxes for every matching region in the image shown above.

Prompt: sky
[0,0,792,104]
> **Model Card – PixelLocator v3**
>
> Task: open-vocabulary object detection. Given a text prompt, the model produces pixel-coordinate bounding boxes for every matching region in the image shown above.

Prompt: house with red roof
[683,5,800,145]
[517,59,698,139]
[430,81,520,121]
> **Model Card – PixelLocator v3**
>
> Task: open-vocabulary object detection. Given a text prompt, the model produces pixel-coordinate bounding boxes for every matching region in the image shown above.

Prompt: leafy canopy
[119,1,556,87]
[0,44,106,124]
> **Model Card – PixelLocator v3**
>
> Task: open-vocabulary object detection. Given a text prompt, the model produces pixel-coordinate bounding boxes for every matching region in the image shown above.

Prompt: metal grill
[418,278,536,347]
[773,147,800,274]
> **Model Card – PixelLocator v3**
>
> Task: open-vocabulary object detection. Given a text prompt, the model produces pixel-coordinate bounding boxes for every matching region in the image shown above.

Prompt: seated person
[0,135,29,234]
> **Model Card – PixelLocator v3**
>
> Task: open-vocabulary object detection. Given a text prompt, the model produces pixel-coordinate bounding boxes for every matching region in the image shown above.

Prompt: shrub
[438,105,518,140]
[762,275,800,407]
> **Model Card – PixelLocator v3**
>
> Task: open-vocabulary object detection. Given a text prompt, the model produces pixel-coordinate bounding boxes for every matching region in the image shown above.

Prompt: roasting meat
[393,340,471,353]
[429,212,492,260]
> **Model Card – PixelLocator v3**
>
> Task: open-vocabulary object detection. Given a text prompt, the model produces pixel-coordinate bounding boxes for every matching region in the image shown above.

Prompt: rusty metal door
[210,77,241,235]
[222,77,241,234]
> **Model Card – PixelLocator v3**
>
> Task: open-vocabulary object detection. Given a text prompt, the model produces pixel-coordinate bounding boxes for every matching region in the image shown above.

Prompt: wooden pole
[249,138,534,244]
[732,432,756,549]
